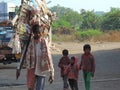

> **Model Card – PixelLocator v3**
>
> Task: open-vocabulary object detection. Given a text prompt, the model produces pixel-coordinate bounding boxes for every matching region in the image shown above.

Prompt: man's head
[32,24,41,40]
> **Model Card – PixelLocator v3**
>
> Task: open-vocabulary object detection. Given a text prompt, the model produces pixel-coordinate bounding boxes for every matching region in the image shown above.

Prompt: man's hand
[48,75,54,84]
[0,55,5,59]
[16,69,20,80]
[48,71,54,84]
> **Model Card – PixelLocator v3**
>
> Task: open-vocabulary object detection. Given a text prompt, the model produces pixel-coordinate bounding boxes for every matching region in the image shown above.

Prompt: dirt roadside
[51,42,120,54]
[0,42,120,90]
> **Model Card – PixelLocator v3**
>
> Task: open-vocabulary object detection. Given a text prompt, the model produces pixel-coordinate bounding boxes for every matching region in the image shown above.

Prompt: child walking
[64,56,79,90]
[58,49,70,90]
[80,44,95,90]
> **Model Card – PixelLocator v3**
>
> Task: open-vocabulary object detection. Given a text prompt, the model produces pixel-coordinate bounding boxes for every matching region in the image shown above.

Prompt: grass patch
[52,29,120,42]
[52,34,75,41]
[75,29,103,41]
[93,30,120,42]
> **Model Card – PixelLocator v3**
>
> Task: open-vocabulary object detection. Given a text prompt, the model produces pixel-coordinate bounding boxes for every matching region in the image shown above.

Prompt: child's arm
[91,55,95,77]
[77,64,80,71]
[58,59,63,68]
[63,64,70,75]
[79,55,83,70]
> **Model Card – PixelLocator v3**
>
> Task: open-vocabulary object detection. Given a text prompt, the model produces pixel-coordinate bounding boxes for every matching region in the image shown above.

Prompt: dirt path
[51,42,120,54]
[0,42,120,90]
[50,42,120,90]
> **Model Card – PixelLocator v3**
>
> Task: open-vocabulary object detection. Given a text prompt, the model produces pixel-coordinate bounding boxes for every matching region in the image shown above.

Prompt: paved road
[0,48,120,90]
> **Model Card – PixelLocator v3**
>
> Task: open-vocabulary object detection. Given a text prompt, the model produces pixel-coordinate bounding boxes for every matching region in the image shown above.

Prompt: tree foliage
[80,9,102,30]
[101,8,120,30]
[50,5,82,29]
[50,5,120,32]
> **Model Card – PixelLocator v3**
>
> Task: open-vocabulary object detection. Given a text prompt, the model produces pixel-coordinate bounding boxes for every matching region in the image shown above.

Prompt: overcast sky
[3,0,120,12]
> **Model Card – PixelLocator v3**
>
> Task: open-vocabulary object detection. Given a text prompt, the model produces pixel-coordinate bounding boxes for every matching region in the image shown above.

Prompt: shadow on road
[0,48,120,90]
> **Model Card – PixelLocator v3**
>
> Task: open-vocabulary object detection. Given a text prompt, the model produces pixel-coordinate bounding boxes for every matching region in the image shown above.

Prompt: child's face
[71,59,75,64]
[84,48,90,54]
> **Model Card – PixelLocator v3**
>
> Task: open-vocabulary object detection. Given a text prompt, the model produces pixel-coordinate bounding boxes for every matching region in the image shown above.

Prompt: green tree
[52,19,71,29]
[50,5,82,30]
[80,9,101,30]
[101,8,120,30]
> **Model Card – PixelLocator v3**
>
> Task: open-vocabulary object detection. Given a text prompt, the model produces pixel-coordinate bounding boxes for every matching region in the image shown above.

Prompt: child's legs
[28,89,34,90]
[83,72,92,90]
[36,76,45,90]
[73,80,78,90]
[83,72,87,89]
[62,75,69,88]
[68,79,74,90]
[27,68,35,90]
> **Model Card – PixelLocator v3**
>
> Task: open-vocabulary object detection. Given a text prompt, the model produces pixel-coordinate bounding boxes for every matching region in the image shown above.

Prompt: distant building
[0,1,16,22]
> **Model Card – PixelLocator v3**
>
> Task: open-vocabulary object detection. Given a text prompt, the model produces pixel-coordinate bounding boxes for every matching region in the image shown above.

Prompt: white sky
[3,0,120,12]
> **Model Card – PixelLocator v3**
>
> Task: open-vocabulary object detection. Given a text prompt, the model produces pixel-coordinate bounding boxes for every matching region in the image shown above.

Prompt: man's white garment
[35,42,45,76]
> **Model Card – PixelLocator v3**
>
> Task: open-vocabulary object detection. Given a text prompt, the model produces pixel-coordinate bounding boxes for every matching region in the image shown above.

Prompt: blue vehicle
[0,26,21,64]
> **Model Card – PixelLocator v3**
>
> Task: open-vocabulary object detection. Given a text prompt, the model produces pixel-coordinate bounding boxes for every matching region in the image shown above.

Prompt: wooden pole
[16,33,32,79]
[17,34,32,70]
[21,0,24,4]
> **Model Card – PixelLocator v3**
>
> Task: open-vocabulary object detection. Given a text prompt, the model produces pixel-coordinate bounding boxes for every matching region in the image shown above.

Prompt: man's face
[33,32,41,40]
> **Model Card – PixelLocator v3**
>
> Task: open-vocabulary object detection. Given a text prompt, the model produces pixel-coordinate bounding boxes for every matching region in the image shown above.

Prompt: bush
[75,29,103,41]
[94,30,120,42]
[52,34,75,41]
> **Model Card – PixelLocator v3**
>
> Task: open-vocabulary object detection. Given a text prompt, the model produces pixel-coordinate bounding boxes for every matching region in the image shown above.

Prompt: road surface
[0,42,120,90]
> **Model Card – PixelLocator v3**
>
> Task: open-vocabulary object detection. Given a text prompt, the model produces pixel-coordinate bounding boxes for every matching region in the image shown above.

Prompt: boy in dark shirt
[58,49,70,90]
